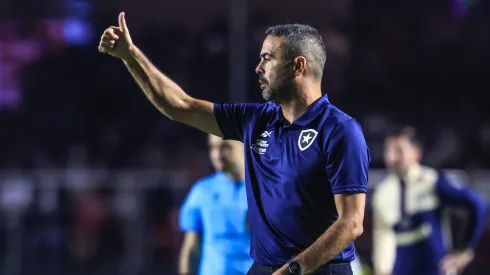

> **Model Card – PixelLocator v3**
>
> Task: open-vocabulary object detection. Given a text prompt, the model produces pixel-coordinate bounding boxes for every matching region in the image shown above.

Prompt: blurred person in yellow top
[372,126,487,275]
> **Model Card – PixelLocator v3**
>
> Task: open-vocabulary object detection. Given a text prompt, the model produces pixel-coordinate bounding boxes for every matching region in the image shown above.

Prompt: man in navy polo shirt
[99,13,370,275]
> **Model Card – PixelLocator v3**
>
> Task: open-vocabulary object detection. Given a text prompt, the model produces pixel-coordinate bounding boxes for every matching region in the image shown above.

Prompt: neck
[280,82,322,124]
[223,166,245,183]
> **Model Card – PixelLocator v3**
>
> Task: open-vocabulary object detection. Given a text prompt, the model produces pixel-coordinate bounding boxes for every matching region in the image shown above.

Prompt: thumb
[118,12,129,33]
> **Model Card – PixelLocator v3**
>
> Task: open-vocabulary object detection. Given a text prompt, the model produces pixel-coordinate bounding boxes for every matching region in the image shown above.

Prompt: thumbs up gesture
[98,12,134,60]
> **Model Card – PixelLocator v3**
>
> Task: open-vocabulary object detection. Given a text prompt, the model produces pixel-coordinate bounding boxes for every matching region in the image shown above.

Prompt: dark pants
[247,262,353,275]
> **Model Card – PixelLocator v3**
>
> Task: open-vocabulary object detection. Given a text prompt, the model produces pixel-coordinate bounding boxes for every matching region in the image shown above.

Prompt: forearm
[372,237,395,275]
[179,249,199,275]
[463,198,488,249]
[123,46,192,119]
[372,228,396,275]
[293,219,363,274]
[178,254,191,275]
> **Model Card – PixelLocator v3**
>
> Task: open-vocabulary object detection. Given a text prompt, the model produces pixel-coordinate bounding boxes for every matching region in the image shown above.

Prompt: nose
[388,155,402,167]
[384,151,398,164]
[255,62,264,75]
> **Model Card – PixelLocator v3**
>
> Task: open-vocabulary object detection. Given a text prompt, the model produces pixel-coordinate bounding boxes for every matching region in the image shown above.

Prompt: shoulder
[373,174,399,205]
[233,101,281,128]
[323,103,356,126]
[218,102,280,124]
[321,119,367,154]
[215,102,273,116]
[431,168,468,191]
[192,172,225,193]
[418,165,439,185]
[319,104,364,140]
[262,101,279,111]
[255,101,280,121]
[182,174,222,209]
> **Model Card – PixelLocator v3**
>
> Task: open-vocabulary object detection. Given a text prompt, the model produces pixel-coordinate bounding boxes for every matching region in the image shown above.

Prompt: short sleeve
[179,184,203,233]
[213,103,262,141]
[325,119,370,194]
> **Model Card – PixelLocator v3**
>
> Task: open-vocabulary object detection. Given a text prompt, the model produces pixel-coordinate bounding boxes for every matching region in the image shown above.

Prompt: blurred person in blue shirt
[372,126,488,275]
[179,134,252,275]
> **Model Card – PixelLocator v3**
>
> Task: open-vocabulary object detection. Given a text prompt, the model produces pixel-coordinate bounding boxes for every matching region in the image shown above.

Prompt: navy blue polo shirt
[214,94,370,266]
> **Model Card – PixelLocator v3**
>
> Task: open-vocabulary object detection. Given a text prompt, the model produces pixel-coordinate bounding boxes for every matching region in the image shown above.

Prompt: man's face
[384,135,421,175]
[208,135,224,171]
[255,35,295,103]
[219,140,244,173]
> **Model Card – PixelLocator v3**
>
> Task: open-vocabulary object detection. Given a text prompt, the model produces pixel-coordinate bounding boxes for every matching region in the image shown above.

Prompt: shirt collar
[270,94,330,127]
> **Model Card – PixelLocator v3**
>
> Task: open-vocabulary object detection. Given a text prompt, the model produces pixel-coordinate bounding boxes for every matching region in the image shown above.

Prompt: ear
[293,56,307,76]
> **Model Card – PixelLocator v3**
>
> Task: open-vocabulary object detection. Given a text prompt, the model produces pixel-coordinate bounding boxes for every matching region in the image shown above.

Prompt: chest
[200,185,249,236]
[246,123,325,181]
[380,182,440,227]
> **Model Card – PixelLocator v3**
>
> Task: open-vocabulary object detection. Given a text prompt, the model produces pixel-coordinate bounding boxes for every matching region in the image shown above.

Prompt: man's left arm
[437,173,488,273]
[436,173,488,250]
[290,193,366,274]
[275,119,370,275]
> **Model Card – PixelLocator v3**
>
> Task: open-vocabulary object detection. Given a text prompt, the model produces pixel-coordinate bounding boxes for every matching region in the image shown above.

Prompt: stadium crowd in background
[0,0,489,274]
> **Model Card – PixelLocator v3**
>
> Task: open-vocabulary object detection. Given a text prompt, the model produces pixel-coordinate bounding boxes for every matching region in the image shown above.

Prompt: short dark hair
[386,125,423,148]
[265,24,327,80]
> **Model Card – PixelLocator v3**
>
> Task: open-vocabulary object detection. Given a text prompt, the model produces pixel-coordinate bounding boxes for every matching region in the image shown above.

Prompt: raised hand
[98,12,134,60]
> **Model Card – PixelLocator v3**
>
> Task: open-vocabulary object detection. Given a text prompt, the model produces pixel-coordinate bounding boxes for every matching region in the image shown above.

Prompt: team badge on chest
[298,129,318,151]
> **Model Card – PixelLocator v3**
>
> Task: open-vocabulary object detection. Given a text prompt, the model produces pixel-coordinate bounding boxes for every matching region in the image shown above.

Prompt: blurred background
[1,0,490,274]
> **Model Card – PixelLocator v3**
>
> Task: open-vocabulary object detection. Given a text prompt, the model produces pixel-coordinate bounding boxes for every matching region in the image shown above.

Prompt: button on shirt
[214,94,371,266]
[180,172,252,275]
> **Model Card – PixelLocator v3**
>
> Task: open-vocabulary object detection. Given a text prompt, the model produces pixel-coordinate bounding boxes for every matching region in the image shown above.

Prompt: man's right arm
[372,195,396,275]
[124,46,222,136]
[179,231,201,275]
[99,13,260,141]
[179,184,204,275]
